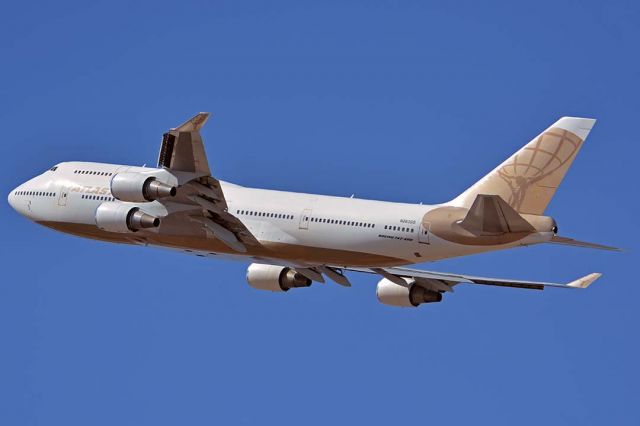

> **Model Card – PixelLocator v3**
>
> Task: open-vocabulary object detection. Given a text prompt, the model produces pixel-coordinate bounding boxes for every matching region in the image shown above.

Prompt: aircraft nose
[8,184,28,217]
[8,187,17,211]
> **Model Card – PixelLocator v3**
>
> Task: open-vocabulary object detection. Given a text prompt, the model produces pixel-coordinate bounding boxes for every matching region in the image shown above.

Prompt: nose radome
[8,187,16,211]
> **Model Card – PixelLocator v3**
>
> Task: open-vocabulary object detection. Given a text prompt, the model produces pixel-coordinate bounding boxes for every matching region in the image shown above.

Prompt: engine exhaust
[127,209,160,230]
[143,179,176,201]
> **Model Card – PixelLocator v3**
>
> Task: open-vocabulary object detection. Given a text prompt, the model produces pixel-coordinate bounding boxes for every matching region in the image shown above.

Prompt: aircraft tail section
[548,235,621,251]
[450,117,596,215]
[459,194,536,236]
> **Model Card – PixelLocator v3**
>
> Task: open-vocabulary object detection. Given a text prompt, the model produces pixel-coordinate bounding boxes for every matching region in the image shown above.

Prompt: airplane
[7,113,617,308]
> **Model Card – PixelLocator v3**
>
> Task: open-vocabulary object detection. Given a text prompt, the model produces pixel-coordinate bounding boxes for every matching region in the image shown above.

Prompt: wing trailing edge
[341,266,602,291]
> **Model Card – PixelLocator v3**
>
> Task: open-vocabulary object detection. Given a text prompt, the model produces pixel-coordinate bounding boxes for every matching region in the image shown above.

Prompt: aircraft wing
[157,113,261,252]
[337,265,601,292]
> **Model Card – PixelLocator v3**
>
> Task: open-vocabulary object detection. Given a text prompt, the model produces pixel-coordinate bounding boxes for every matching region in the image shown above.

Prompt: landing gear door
[299,209,312,230]
[58,187,68,206]
[419,221,430,244]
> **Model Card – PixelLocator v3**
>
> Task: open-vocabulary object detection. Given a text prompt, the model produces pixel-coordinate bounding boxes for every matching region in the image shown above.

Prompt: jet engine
[95,202,160,233]
[111,172,176,202]
[376,278,442,307]
[246,264,312,292]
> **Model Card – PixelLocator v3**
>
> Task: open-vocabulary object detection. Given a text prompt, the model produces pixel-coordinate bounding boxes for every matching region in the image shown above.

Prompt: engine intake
[246,264,312,292]
[376,278,443,307]
[111,172,176,202]
[95,202,160,233]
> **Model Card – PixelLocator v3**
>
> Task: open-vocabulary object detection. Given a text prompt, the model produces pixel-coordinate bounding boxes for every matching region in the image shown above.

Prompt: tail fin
[451,117,596,214]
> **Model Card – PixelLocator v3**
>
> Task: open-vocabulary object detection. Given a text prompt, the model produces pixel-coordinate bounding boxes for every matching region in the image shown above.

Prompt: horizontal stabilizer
[460,194,534,235]
[549,236,621,251]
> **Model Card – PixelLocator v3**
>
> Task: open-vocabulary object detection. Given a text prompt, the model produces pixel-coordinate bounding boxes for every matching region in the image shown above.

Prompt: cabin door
[299,209,312,230]
[418,221,430,244]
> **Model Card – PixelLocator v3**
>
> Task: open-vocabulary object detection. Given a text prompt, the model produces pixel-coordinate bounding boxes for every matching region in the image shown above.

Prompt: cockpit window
[49,166,58,172]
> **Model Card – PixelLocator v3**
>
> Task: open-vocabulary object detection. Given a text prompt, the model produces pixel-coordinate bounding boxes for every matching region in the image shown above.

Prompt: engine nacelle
[246,264,312,292]
[95,202,160,233]
[111,172,176,202]
[376,278,443,307]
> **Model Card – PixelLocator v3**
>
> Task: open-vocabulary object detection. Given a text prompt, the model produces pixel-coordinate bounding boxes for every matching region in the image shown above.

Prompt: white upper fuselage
[7,161,551,267]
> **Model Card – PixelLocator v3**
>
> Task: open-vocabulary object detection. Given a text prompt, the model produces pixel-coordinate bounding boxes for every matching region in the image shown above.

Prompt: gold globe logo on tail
[496,128,582,212]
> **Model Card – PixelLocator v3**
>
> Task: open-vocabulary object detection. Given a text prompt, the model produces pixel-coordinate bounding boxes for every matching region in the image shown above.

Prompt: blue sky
[1,1,639,424]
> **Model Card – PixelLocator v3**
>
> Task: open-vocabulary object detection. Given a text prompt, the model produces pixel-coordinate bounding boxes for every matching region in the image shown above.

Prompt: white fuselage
[8,161,551,267]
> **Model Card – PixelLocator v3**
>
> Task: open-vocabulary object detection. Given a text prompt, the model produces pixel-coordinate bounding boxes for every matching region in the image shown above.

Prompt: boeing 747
[8,113,616,307]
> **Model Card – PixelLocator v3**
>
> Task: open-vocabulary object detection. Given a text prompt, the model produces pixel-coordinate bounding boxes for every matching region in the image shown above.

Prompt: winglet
[567,273,602,289]
[174,112,211,132]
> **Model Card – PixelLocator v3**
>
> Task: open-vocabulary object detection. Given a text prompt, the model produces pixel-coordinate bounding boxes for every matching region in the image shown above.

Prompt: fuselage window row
[73,170,113,176]
[14,191,56,197]
[235,210,294,220]
[309,217,375,228]
[81,194,115,201]
[384,225,415,233]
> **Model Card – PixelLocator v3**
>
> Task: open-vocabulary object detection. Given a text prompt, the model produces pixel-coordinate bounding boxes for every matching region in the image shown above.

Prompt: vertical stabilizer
[450,117,596,214]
